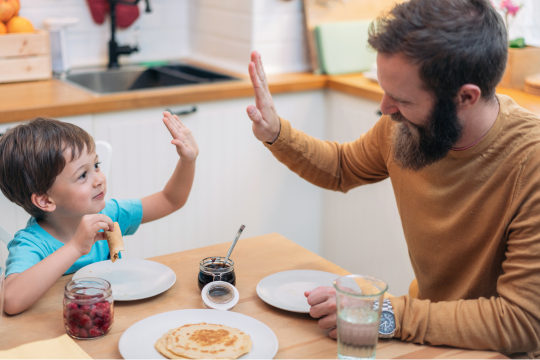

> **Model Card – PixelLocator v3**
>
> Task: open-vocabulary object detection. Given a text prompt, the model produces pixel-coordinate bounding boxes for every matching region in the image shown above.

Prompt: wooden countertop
[0,233,507,359]
[1,70,539,124]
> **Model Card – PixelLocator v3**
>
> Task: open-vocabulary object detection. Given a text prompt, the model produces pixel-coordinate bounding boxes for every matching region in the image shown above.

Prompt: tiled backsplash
[19,0,308,74]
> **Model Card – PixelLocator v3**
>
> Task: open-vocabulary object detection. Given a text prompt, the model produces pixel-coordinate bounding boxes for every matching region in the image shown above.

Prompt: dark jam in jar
[198,256,236,290]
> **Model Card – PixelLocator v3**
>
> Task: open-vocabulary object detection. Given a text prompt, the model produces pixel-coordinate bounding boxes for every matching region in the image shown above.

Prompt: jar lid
[201,281,239,311]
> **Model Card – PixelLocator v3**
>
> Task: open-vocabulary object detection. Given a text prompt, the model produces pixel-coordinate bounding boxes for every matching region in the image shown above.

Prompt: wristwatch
[378,298,396,338]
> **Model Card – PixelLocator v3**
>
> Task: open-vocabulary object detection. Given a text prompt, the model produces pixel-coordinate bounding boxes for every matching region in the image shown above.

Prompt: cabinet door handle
[166,106,197,117]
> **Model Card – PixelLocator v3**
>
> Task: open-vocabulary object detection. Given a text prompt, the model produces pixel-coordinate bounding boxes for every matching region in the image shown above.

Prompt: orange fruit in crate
[0,0,15,23]
[6,16,34,33]
[0,21,6,35]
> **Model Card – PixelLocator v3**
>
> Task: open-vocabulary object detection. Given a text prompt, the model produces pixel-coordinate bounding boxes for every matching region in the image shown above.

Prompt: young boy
[0,111,198,315]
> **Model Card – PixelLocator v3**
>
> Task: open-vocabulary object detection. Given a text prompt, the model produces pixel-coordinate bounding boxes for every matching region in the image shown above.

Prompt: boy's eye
[79,171,87,180]
[95,162,101,170]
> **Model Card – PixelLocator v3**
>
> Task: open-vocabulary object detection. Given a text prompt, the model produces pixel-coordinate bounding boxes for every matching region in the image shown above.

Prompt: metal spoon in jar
[222,225,245,268]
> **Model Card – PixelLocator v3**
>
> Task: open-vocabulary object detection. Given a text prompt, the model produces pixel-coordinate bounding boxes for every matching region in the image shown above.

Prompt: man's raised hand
[246,51,281,144]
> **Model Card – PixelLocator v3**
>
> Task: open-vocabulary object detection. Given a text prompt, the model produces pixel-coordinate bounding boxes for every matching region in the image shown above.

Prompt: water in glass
[337,307,379,359]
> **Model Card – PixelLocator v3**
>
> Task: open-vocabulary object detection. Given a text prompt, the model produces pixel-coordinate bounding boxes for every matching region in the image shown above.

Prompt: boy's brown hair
[0,117,95,219]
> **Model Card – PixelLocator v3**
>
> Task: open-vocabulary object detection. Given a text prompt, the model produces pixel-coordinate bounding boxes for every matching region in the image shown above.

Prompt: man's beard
[390,94,463,171]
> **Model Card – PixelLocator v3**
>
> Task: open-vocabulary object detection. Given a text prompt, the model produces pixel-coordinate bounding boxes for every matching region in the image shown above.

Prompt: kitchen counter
[1,71,539,124]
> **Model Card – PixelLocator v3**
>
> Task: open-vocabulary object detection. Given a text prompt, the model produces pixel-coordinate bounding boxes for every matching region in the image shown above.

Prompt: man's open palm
[246,51,281,143]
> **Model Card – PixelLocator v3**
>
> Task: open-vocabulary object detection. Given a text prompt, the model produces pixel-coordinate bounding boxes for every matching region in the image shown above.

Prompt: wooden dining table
[0,233,508,359]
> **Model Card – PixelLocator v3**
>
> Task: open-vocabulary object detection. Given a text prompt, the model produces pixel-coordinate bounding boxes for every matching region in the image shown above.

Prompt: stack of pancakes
[155,322,252,359]
[525,74,540,96]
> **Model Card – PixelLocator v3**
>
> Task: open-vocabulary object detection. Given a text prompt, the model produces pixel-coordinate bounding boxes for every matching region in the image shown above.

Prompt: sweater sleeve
[264,117,390,192]
[391,145,540,355]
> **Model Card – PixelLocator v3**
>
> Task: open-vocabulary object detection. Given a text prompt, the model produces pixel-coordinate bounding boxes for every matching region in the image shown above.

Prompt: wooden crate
[0,30,51,84]
[500,46,540,90]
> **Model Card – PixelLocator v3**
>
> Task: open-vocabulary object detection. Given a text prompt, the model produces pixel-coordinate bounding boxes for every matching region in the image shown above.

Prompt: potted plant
[493,0,540,90]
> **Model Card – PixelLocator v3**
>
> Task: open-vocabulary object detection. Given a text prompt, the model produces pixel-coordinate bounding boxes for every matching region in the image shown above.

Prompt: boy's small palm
[163,111,199,161]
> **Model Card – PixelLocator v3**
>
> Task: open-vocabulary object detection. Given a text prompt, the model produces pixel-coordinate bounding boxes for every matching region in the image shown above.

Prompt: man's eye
[95,162,101,170]
[79,171,87,179]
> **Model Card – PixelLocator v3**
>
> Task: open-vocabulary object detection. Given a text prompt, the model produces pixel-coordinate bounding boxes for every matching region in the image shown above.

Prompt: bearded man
[245,0,540,355]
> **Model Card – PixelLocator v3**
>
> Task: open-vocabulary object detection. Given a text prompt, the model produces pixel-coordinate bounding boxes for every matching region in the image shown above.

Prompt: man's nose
[380,94,399,115]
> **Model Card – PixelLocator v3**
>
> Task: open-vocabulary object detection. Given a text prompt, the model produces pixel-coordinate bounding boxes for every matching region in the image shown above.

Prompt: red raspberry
[93,317,104,327]
[68,319,78,329]
[102,313,111,323]
[67,302,79,310]
[69,309,82,322]
[79,328,89,338]
[68,325,80,337]
[79,314,93,329]
[89,308,98,319]
[89,327,102,337]
[101,321,112,333]
[80,304,91,313]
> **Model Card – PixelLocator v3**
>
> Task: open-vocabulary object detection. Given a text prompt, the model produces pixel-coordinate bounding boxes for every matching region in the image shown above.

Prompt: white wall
[493,0,540,47]
[20,0,190,68]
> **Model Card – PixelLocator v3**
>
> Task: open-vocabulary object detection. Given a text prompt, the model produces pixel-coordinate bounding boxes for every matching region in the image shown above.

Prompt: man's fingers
[328,327,337,339]
[248,62,268,103]
[256,52,270,93]
[310,299,336,319]
[306,286,334,306]
[318,313,337,330]
[246,105,264,124]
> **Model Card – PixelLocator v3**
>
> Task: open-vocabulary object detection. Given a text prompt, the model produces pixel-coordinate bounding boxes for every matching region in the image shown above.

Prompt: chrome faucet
[108,0,152,69]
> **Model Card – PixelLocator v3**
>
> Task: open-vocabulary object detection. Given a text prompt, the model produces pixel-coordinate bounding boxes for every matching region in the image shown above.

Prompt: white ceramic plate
[118,309,279,359]
[256,270,341,313]
[72,259,176,301]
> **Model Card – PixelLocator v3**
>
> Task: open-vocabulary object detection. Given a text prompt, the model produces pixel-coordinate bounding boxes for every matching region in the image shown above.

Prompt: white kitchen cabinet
[322,91,415,296]
[93,91,326,260]
[0,115,94,267]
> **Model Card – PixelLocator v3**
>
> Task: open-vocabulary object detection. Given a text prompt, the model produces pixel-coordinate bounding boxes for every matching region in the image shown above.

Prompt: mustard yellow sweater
[264,95,540,355]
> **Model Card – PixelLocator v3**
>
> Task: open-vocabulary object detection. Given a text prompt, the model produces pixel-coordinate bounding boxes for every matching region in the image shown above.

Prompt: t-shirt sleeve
[5,235,48,278]
[102,198,143,236]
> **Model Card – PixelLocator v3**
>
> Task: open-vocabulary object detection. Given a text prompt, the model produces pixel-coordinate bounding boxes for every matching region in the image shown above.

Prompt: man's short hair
[368,0,508,99]
[0,117,95,219]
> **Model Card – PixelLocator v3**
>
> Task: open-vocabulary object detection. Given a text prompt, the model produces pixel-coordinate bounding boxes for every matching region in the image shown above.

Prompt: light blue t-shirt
[5,199,143,278]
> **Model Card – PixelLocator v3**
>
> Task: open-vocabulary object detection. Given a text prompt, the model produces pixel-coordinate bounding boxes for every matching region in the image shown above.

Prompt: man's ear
[457,84,482,110]
[31,193,56,213]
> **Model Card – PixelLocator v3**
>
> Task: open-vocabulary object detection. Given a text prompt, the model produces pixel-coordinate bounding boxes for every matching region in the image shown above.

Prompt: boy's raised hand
[163,111,199,162]
[72,214,114,256]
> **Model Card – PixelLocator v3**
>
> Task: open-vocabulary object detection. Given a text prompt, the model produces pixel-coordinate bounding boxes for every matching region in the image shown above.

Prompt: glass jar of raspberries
[63,277,114,340]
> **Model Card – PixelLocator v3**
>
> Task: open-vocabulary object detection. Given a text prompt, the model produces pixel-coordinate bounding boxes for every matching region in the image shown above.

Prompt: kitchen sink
[62,64,238,95]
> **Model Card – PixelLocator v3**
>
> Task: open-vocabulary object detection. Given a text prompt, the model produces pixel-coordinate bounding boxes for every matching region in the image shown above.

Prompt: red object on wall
[116,0,140,29]
[85,0,140,28]
[86,0,109,25]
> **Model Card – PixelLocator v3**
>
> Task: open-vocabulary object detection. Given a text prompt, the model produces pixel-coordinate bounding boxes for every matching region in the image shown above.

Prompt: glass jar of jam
[198,256,236,290]
[63,278,114,340]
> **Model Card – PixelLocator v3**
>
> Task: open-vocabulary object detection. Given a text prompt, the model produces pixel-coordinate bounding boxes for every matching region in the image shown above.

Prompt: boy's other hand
[72,214,114,256]
[163,111,199,162]
[246,51,281,144]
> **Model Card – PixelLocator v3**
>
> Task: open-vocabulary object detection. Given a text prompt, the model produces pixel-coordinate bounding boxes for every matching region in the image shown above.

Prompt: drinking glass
[334,274,388,360]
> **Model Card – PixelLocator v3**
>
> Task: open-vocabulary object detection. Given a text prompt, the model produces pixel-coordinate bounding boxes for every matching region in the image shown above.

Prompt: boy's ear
[31,193,56,213]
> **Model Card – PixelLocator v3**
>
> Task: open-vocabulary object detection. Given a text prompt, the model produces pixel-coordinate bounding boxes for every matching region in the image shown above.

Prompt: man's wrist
[266,119,281,145]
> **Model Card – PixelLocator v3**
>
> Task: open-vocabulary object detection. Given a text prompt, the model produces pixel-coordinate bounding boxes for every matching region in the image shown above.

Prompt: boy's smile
[46,145,107,218]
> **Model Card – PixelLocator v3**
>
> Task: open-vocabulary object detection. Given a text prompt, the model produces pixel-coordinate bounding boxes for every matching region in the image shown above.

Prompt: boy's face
[47,146,107,217]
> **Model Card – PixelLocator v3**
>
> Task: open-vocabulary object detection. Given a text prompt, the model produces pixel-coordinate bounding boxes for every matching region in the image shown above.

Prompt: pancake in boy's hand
[105,222,124,263]
[158,322,251,359]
